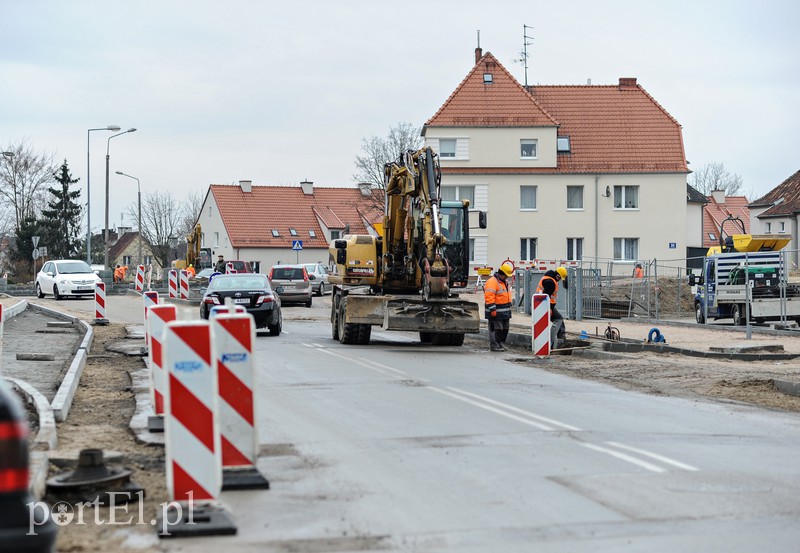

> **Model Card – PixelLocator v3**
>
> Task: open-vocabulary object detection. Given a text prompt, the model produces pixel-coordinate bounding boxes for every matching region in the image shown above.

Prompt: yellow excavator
[173,224,212,270]
[329,147,485,345]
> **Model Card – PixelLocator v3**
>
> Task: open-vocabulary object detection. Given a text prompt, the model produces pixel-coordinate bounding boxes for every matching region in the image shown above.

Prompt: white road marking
[427,387,554,431]
[606,441,699,472]
[357,358,411,378]
[581,443,667,473]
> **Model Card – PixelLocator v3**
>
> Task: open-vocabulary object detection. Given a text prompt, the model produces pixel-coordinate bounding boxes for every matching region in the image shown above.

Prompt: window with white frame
[441,185,475,206]
[614,185,639,209]
[214,232,219,247]
[520,139,537,158]
[567,238,583,261]
[208,206,212,217]
[766,222,772,233]
[289,228,298,236]
[123,255,132,266]
[144,256,152,265]
[309,229,317,238]
[780,221,786,232]
[330,230,341,240]
[469,238,475,262]
[201,232,205,247]
[520,186,537,210]
[613,237,639,260]
[567,186,584,209]
[439,139,456,158]
[520,237,537,261]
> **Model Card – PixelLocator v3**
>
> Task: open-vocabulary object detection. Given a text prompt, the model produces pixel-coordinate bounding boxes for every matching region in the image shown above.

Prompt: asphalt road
[29,293,800,551]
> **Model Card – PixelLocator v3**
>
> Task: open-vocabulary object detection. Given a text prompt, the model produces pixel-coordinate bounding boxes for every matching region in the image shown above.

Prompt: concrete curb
[4,297,28,318]
[129,358,164,446]
[6,378,56,500]
[774,379,800,397]
[51,349,88,422]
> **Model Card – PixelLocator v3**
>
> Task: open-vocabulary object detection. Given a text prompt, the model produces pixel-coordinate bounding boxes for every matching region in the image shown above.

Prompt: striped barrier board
[94,282,108,325]
[0,304,3,371]
[179,270,190,300]
[211,313,269,489]
[532,293,551,356]
[163,320,221,502]
[135,265,146,292]
[168,270,178,299]
[143,291,159,345]
[226,262,235,274]
[147,304,177,430]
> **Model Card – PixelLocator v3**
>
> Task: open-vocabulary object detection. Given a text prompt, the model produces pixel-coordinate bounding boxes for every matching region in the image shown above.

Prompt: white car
[36,259,101,300]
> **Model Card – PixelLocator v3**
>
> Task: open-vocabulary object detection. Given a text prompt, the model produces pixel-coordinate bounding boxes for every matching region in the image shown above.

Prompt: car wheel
[305,296,313,308]
[36,282,45,298]
[53,285,61,301]
[200,305,208,320]
[695,302,705,324]
[731,304,743,326]
[268,310,282,336]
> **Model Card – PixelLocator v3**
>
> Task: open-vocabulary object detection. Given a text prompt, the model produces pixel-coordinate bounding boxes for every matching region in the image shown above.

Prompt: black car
[200,273,282,335]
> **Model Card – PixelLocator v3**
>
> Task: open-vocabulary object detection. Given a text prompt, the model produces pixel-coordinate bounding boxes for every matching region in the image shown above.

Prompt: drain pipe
[594,175,600,264]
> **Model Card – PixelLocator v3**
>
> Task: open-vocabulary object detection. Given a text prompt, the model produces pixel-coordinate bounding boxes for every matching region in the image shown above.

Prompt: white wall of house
[427,127,558,168]
[197,191,232,261]
[235,247,331,273]
[686,201,704,248]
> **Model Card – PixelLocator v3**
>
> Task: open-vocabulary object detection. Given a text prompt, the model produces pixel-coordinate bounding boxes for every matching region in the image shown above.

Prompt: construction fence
[503,249,800,322]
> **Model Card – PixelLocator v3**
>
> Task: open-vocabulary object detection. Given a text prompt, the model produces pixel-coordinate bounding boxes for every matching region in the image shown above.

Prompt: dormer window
[483,73,493,84]
[271,229,280,237]
[557,136,571,152]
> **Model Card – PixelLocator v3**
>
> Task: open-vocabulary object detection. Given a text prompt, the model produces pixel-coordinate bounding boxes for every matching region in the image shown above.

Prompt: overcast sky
[2,0,798,234]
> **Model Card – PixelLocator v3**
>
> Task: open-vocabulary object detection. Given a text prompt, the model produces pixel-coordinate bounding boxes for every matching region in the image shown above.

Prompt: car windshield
[210,275,270,291]
[55,261,93,274]
[272,267,304,280]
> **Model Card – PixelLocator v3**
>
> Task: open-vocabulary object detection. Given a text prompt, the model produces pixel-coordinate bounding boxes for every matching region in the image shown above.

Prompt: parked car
[216,260,253,273]
[36,259,101,300]
[303,262,331,296]
[200,273,282,335]
[268,264,313,307]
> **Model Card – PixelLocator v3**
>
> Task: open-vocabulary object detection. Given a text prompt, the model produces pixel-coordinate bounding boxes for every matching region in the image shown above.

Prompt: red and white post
[135,265,146,292]
[143,291,159,345]
[211,313,268,489]
[532,293,551,356]
[225,262,235,274]
[168,270,178,299]
[146,303,177,432]
[179,270,190,300]
[161,320,236,535]
[94,282,108,325]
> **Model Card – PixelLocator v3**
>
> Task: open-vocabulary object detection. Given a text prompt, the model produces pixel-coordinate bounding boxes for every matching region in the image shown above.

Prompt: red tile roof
[425,52,688,175]
[750,170,800,218]
[210,185,381,249]
[426,52,557,128]
[703,195,751,248]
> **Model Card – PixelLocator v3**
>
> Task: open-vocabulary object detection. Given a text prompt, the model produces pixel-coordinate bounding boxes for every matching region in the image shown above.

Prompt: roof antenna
[513,24,534,87]
[474,30,482,64]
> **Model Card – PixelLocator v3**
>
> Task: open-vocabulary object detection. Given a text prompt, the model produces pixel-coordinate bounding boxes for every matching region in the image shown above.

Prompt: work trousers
[488,318,510,348]
[551,306,566,339]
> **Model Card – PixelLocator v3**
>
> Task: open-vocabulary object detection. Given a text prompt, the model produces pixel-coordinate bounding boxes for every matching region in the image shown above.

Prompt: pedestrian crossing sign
[292,240,303,251]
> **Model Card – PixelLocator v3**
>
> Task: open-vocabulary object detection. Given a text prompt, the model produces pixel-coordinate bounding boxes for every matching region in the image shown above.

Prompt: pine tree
[41,159,83,259]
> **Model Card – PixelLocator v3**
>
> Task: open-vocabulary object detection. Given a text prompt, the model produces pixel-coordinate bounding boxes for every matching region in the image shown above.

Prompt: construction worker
[634,263,644,278]
[537,266,568,345]
[484,262,513,351]
[186,264,196,278]
[113,264,122,283]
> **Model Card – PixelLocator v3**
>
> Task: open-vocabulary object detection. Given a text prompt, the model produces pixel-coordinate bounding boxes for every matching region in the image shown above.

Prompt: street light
[115,171,141,267]
[86,126,121,264]
[104,128,137,272]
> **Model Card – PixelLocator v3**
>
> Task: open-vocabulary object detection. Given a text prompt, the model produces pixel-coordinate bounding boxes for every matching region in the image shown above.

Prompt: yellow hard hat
[499,263,514,277]
[556,266,568,280]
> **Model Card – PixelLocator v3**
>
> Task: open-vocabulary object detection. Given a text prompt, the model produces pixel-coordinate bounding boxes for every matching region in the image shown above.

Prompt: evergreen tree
[10,215,45,280]
[41,159,83,259]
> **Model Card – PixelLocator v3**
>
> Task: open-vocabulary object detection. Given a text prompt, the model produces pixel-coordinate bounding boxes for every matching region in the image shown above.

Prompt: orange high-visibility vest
[536,275,558,305]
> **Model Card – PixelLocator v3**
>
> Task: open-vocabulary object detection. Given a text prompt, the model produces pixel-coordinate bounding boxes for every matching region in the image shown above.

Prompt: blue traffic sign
[292,240,303,251]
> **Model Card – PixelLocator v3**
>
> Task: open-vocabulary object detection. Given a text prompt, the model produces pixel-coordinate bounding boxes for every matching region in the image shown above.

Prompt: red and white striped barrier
[212,314,258,468]
[143,291,159,344]
[225,262,235,274]
[168,270,178,299]
[147,304,178,418]
[0,304,4,370]
[94,282,108,324]
[163,320,221,502]
[179,270,190,300]
[532,293,551,356]
[135,265,146,292]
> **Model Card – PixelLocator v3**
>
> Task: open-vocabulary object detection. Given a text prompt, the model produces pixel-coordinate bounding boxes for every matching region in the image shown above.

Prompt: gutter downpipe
[594,175,600,268]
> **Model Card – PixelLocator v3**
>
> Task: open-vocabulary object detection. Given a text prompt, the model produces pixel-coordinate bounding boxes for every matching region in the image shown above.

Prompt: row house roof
[702,192,751,248]
[425,51,688,175]
[750,169,800,218]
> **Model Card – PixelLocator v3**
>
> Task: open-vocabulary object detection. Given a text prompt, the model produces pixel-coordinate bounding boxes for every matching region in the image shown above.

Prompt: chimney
[357,182,372,196]
[475,47,482,64]
[300,180,314,195]
[239,179,252,193]
[618,77,638,90]
[710,190,726,204]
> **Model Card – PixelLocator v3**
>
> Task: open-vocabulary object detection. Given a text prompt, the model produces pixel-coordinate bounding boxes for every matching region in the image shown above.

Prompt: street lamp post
[115,171,141,267]
[104,128,137,272]
[86,126,121,265]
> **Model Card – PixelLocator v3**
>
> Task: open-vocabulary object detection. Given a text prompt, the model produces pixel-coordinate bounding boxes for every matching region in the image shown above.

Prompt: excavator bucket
[384,298,480,333]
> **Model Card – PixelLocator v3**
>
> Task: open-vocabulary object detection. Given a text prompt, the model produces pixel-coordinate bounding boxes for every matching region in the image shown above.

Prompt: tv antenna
[513,24,534,87]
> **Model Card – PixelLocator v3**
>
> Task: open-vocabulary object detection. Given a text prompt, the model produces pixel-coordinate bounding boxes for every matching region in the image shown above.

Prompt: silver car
[268,264,313,307]
[36,259,101,300]
[303,262,331,296]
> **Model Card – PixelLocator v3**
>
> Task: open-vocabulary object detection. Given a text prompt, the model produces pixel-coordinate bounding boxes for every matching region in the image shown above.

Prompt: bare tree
[176,188,205,239]
[353,122,424,191]
[131,190,184,269]
[0,139,57,232]
[689,162,744,197]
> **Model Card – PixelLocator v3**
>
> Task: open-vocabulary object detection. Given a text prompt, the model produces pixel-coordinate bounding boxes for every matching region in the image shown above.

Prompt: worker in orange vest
[113,265,123,283]
[186,264,196,278]
[484,263,514,351]
[537,266,568,345]
[634,263,644,278]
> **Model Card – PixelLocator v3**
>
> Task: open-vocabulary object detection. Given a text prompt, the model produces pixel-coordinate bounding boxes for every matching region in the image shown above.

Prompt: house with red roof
[702,190,751,250]
[749,169,800,267]
[423,49,690,272]
[196,180,380,271]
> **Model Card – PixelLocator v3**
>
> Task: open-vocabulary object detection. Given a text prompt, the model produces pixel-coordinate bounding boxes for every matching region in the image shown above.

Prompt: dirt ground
[48,323,166,553]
